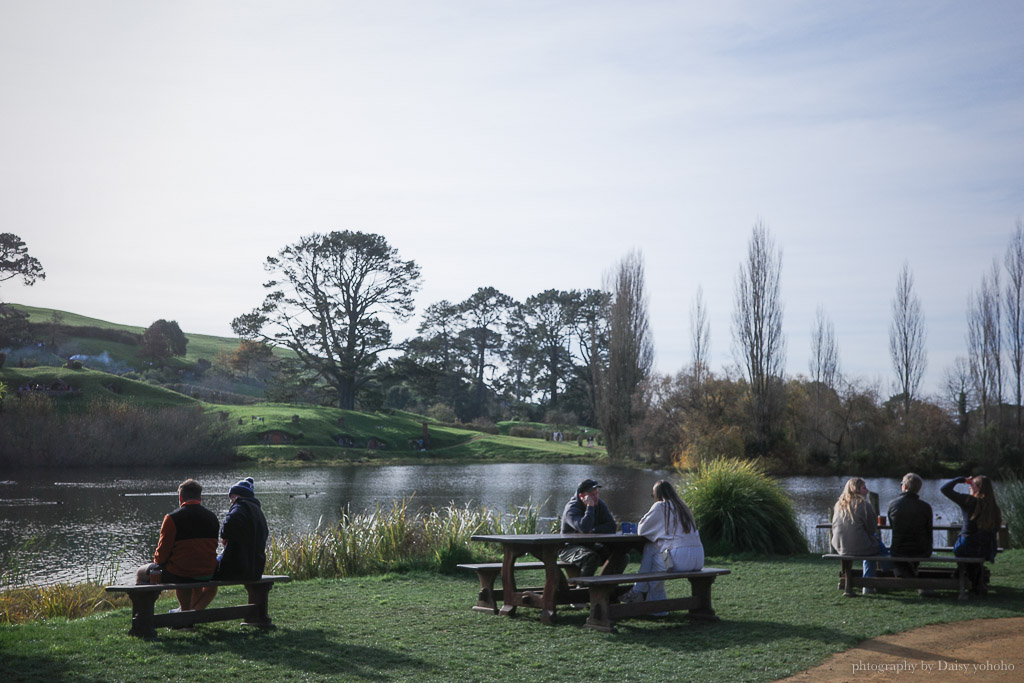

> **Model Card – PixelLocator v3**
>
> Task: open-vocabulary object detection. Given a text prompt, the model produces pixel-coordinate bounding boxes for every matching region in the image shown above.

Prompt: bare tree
[732,221,786,455]
[967,262,1002,427]
[888,262,927,414]
[943,355,973,439]
[809,305,839,391]
[1004,219,1024,435]
[690,286,710,387]
[597,250,654,460]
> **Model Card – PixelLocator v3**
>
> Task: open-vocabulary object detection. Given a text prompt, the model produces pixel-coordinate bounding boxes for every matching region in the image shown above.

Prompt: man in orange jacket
[135,478,219,611]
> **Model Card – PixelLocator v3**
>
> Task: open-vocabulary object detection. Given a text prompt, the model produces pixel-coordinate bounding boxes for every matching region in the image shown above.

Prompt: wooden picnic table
[815,522,1009,547]
[470,533,645,625]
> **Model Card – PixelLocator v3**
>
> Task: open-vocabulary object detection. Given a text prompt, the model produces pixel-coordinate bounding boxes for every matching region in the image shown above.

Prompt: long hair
[834,477,867,523]
[653,480,697,534]
[970,475,1002,530]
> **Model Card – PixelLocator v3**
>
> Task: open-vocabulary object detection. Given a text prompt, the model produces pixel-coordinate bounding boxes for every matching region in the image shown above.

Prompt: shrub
[683,457,808,555]
[1000,476,1024,549]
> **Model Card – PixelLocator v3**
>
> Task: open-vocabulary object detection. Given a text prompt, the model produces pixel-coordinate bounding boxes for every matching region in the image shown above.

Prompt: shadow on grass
[152,626,434,679]
[0,654,72,681]
[562,615,854,654]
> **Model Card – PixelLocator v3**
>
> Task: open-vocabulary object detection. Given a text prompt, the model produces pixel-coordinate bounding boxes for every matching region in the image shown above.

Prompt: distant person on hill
[189,477,270,611]
[135,478,219,612]
[559,478,628,576]
[887,473,935,596]
[831,477,889,594]
[620,480,704,609]
[941,475,1002,593]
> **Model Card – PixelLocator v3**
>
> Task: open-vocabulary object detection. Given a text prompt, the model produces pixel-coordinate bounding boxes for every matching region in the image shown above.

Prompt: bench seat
[823,554,987,601]
[105,574,291,639]
[568,568,731,632]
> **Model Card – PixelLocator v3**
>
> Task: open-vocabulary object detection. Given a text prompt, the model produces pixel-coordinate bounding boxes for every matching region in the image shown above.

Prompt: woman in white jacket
[621,480,704,606]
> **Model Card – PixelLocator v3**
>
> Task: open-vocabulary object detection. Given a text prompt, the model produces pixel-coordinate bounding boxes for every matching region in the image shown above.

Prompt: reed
[266,500,546,580]
[683,457,809,555]
[1000,476,1024,549]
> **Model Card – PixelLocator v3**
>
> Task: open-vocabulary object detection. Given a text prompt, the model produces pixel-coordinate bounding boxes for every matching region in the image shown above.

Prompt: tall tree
[567,288,611,425]
[0,233,45,288]
[232,231,421,409]
[888,262,927,414]
[0,233,45,349]
[523,289,576,407]
[598,250,654,460]
[809,305,839,391]
[732,221,786,455]
[690,286,710,388]
[141,319,188,364]
[457,286,514,417]
[1004,220,1024,437]
[967,263,1002,427]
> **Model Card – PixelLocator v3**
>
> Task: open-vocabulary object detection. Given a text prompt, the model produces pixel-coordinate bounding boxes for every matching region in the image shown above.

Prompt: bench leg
[840,559,857,597]
[243,582,275,628]
[126,591,160,640]
[472,568,501,614]
[687,576,720,621]
[583,585,616,633]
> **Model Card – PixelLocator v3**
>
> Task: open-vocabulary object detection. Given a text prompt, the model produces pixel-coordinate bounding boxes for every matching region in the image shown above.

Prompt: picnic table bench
[823,554,987,601]
[105,574,291,639]
[568,567,731,632]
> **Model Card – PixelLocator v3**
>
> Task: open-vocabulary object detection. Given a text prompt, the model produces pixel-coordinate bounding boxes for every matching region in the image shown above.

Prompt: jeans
[862,538,891,578]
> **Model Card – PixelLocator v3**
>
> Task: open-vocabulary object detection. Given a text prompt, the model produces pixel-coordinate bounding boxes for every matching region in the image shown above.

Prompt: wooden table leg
[498,548,519,617]
[539,546,563,625]
[841,559,857,597]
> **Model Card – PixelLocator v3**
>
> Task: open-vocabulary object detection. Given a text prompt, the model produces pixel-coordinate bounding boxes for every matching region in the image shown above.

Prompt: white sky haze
[2,1,1022,399]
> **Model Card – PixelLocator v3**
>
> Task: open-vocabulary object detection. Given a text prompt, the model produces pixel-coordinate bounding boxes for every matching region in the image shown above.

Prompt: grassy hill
[1,305,609,466]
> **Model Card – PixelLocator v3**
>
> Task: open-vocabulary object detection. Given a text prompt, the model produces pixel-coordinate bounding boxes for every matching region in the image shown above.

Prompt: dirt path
[777,618,1023,681]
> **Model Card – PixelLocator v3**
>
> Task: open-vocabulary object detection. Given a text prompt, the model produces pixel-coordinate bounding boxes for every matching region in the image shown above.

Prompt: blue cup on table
[621,521,637,534]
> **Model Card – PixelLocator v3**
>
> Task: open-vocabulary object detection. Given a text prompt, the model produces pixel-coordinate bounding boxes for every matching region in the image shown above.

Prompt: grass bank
[2,552,1022,682]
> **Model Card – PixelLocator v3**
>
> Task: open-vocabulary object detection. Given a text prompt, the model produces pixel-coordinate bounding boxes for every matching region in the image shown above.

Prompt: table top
[471,532,641,544]
[815,522,1005,531]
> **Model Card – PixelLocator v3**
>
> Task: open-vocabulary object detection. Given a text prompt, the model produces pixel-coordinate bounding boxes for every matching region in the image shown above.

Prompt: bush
[1001,477,1024,549]
[683,457,808,555]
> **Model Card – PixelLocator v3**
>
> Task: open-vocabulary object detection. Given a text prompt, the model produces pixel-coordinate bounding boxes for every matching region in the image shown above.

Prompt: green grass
[2,552,1022,682]
[0,366,198,410]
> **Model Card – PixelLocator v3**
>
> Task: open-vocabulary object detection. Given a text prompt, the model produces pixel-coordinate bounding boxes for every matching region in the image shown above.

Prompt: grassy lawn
[3,552,1022,682]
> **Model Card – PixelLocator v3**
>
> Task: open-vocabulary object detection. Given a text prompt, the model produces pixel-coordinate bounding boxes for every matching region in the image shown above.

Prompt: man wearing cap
[134,478,219,612]
[558,478,628,576]
[190,476,270,610]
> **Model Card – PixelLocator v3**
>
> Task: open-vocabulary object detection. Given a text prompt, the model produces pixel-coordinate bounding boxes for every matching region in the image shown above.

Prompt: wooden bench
[457,561,576,614]
[105,575,292,639]
[823,554,988,602]
[568,568,731,633]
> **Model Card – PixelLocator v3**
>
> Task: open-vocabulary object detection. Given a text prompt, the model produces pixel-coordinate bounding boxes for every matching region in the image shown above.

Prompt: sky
[2,0,1022,399]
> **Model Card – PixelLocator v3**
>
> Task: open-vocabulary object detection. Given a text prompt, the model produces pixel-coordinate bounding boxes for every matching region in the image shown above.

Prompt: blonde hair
[833,477,867,523]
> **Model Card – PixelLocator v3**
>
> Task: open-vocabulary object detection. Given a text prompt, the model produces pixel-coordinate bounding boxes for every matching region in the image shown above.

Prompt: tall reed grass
[683,457,808,555]
[267,499,545,580]
[1000,476,1024,549]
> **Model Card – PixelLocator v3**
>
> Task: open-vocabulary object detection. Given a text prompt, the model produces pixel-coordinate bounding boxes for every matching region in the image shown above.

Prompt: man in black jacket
[887,472,935,594]
[558,478,627,576]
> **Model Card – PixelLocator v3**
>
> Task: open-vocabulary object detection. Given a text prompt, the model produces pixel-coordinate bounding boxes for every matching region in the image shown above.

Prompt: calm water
[0,465,984,587]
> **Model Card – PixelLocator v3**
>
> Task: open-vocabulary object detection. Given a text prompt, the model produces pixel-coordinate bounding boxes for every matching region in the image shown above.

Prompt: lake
[0,464,983,587]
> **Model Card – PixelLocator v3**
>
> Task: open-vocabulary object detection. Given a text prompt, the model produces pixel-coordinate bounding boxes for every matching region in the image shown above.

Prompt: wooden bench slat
[569,568,730,586]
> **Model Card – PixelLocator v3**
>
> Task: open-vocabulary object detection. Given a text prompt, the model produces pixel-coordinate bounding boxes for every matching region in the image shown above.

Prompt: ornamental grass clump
[683,457,808,555]
[1000,476,1024,549]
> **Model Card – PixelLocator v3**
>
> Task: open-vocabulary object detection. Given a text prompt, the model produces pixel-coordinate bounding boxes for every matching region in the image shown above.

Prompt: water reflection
[0,465,992,587]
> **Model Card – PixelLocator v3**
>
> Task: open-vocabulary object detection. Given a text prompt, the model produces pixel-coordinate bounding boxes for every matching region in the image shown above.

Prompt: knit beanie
[229,476,255,498]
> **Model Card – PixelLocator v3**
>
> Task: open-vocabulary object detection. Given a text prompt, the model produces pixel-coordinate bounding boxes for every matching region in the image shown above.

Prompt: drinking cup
[877,515,886,527]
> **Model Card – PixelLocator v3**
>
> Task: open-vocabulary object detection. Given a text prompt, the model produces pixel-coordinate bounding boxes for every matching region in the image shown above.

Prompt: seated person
[887,472,933,590]
[941,474,1002,592]
[134,478,219,612]
[620,480,703,608]
[831,477,889,594]
[558,478,628,576]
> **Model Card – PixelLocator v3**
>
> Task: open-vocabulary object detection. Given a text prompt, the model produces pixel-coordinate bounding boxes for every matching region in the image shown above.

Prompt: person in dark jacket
[558,478,628,576]
[190,477,270,610]
[941,474,1002,592]
[134,478,219,611]
[887,473,934,592]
